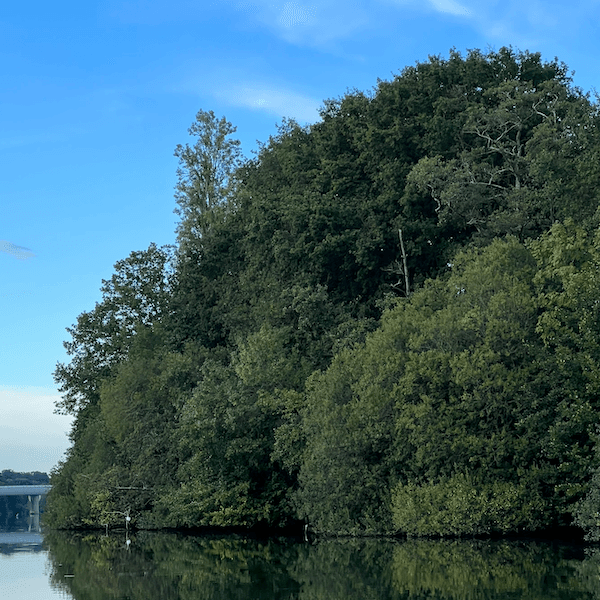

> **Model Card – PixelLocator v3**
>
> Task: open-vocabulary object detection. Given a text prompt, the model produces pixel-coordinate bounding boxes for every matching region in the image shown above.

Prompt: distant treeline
[0,470,49,486]
[45,48,600,538]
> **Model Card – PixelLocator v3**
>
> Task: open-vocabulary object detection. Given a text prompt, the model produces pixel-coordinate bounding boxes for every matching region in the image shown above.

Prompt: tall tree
[174,109,243,249]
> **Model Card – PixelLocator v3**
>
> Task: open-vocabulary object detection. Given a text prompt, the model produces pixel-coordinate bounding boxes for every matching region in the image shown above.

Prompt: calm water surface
[1,528,600,599]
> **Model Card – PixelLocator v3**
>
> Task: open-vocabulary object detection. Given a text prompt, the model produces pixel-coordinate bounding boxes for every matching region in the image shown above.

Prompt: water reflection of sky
[0,550,73,600]
[0,532,44,552]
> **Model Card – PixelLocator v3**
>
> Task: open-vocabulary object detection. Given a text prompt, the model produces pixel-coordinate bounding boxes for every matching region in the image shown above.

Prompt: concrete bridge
[0,485,51,532]
[0,485,51,497]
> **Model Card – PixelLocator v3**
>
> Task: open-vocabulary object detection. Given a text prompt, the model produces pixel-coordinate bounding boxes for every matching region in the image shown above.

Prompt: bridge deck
[0,485,51,496]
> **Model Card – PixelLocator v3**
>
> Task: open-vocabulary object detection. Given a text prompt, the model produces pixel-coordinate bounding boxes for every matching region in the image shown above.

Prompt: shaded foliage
[47,48,600,537]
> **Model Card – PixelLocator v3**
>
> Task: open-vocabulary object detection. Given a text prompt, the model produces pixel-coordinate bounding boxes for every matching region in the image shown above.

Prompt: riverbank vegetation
[46,48,600,538]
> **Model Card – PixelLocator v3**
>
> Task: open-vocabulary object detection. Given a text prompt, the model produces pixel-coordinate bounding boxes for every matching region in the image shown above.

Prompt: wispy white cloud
[0,240,35,260]
[229,0,371,47]
[462,0,573,51]
[430,0,472,16]
[215,82,321,123]
[377,0,473,17]
[278,1,318,27]
[376,0,593,57]
[105,0,598,56]
[177,59,322,123]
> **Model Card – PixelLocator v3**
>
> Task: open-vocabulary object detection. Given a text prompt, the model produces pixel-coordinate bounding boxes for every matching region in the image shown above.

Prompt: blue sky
[1,0,599,474]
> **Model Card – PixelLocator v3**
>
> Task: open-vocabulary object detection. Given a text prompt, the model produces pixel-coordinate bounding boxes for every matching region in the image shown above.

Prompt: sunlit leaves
[174,109,243,247]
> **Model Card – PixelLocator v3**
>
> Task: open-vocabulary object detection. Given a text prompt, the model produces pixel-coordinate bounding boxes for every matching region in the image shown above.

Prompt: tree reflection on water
[43,530,599,600]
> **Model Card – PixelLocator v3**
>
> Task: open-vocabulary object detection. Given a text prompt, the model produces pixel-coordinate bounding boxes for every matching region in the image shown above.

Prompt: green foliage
[391,473,543,536]
[163,348,295,529]
[54,243,174,415]
[533,223,600,539]
[295,346,397,534]
[45,403,119,528]
[296,233,600,534]
[48,47,600,536]
[48,330,209,529]
[573,464,600,541]
[402,74,596,250]
[295,238,540,533]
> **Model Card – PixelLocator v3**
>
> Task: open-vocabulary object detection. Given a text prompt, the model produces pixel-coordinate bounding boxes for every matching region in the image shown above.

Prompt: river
[1,526,599,599]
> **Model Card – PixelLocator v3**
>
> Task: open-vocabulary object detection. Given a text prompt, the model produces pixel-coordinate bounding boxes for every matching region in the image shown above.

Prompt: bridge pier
[27,494,41,531]
[28,494,40,517]
[27,495,41,532]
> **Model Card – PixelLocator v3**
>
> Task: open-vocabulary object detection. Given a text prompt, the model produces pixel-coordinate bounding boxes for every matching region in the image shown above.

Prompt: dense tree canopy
[47,48,600,538]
